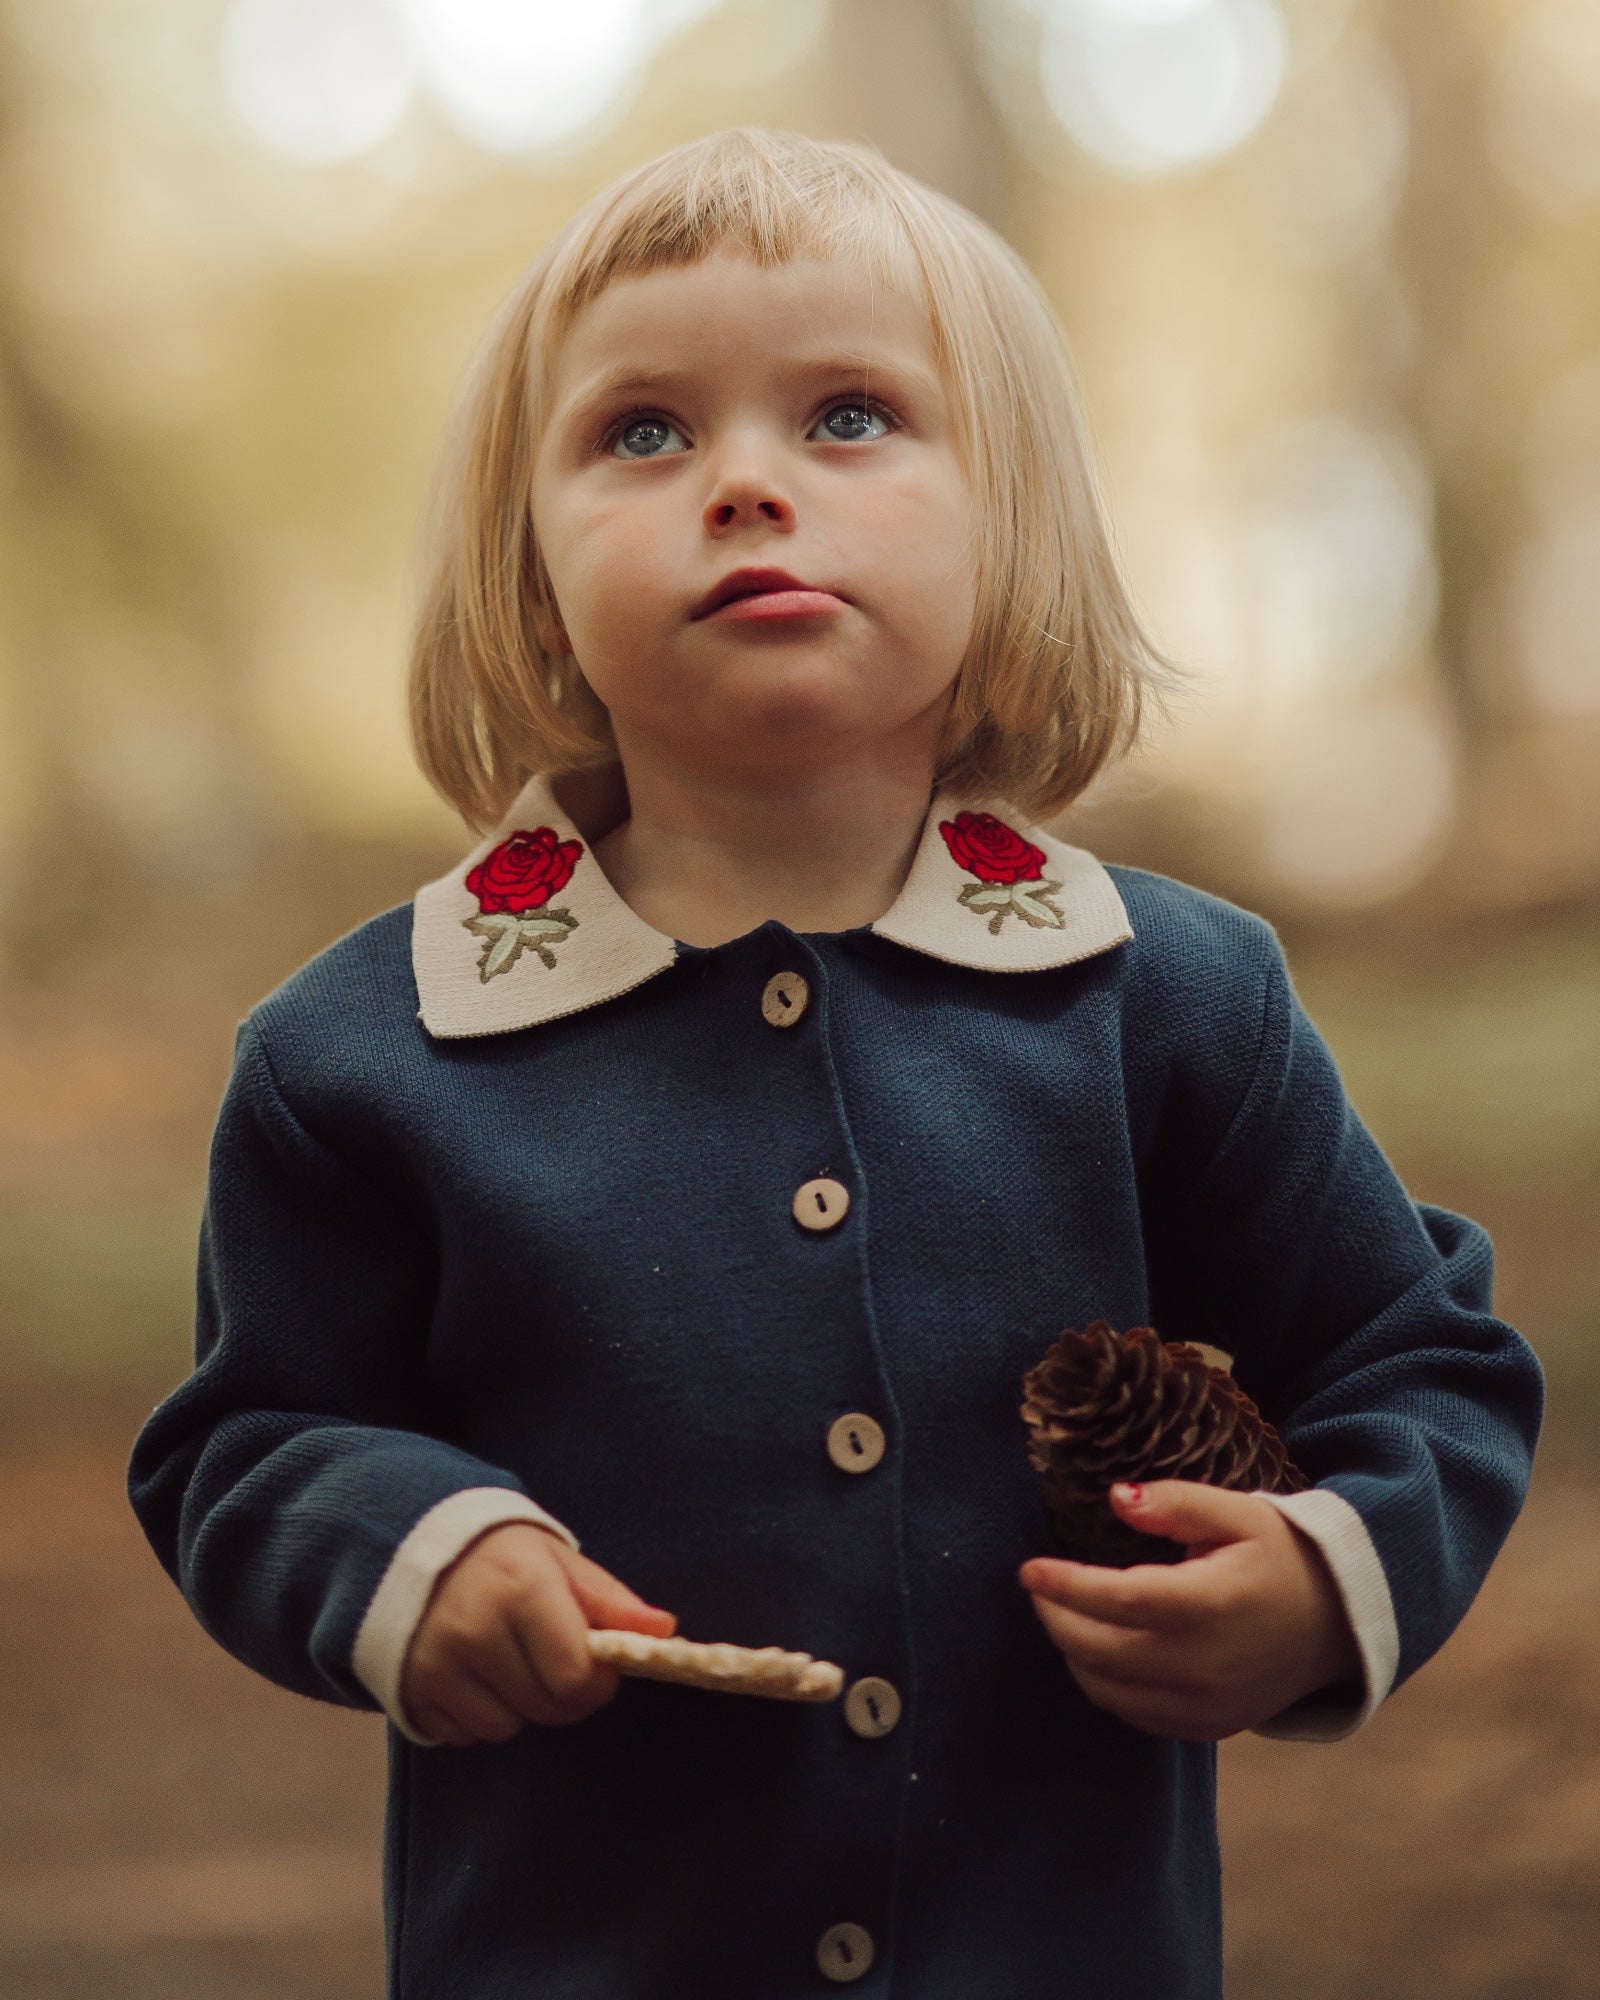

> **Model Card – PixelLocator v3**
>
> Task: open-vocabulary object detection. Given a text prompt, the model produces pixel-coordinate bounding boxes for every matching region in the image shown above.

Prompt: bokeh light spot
[1508,510,1600,717]
[400,0,720,155]
[219,0,415,165]
[1234,415,1437,701]
[1485,0,1600,209]
[1244,31,1407,263]
[1040,0,1287,176]
[1262,699,1456,906]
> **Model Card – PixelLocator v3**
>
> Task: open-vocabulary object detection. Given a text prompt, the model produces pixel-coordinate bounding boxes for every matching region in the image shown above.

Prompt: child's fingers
[467,1591,620,1727]
[407,1671,527,1746]
[556,1546,678,1637]
[1110,1479,1279,1552]
[417,1715,491,1748]
[405,1698,475,1747]
[504,1562,636,1721]
[1067,1661,1232,1742]
[439,1670,534,1744]
[411,1590,620,1736]
[401,1526,604,1733]
[400,1527,679,1738]
[1026,1592,1179,1689]
[1017,1555,1211,1631]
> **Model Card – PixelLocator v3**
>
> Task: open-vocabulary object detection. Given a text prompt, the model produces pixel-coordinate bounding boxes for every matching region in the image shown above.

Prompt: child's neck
[590,753,937,949]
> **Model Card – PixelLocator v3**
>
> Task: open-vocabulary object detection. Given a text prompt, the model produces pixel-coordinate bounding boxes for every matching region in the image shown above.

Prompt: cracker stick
[587,1630,844,1702]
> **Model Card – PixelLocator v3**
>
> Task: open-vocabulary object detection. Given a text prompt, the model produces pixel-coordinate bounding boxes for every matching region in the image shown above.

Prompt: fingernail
[1112,1482,1143,1503]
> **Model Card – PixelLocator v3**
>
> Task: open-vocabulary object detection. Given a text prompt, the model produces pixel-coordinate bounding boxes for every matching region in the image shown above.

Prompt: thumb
[1108,1479,1274,1551]
[557,1545,678,1636]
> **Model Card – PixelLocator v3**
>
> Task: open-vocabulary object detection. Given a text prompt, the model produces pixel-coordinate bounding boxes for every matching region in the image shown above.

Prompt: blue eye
[611,415,688,459]
[811,402,890,443]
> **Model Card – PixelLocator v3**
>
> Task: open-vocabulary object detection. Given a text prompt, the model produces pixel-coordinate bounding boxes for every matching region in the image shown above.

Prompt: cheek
[881,510,979,687]
[861,468,977,617]
[541,500,677,649]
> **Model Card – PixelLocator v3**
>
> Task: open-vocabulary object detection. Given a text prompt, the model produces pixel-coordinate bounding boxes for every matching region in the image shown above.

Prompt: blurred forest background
[0,0,1596,1994]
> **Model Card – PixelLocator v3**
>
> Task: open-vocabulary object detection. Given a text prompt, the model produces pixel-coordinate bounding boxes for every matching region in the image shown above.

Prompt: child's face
[531,249,978,785]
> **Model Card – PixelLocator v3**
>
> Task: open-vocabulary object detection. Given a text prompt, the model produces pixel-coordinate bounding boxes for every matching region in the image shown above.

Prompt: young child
[129,129,1543,1999]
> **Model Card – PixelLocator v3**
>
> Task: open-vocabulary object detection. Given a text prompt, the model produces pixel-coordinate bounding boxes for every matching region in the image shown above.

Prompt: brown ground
[1,1427,1594,1999]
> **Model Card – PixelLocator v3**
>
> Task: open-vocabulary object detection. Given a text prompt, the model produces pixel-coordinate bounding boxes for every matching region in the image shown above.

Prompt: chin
[723,692,903,765]
[723,654,928,736]
[622,656,951,773]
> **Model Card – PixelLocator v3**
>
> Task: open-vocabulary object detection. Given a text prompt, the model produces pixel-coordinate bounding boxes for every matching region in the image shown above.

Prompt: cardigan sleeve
[1145,916,1544,1741]
[126,1018,580,1740]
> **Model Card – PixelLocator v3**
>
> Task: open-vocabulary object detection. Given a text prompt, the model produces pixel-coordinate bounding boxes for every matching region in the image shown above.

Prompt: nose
[702,433,797,537]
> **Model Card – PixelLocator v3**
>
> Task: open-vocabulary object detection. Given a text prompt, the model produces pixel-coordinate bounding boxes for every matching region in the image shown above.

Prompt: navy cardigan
[129,780,1543,2000]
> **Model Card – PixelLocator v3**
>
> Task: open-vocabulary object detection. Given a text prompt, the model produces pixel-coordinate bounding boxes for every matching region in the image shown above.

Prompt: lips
[690,567,844,620]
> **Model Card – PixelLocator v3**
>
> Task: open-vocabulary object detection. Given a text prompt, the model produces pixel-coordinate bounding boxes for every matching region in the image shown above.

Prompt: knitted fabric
[127,865,1543,2000]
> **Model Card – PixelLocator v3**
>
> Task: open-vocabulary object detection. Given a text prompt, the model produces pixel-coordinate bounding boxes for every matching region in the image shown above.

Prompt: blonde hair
[409,127,1171,830]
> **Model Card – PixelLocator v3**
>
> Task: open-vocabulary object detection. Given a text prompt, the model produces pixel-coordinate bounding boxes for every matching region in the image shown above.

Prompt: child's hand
[1018,1480,1362,1741]
[401,1523,677,1745]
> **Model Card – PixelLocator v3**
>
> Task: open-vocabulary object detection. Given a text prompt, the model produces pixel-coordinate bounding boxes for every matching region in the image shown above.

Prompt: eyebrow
[566,368,694,408]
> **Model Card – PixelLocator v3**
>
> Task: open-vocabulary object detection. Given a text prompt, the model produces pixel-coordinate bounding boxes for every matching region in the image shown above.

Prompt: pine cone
[1019,1322,1311,1567]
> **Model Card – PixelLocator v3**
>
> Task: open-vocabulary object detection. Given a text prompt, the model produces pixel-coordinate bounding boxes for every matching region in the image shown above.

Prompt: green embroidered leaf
[482,925,526,979]
[464,913,519,973]
[957,882,1015,912]
[957,876,1065,933]
[516,914,576,942]
[1010,881,1066,931]
[463,905,579,981]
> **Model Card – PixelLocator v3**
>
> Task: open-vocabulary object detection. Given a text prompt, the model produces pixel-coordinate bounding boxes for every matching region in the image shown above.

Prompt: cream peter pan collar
[412,768,1133,1039]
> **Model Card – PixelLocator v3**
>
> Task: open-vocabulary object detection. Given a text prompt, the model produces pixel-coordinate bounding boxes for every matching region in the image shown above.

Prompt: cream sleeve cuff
[351,1487,581,1745]
[1248,1486,1400,1742]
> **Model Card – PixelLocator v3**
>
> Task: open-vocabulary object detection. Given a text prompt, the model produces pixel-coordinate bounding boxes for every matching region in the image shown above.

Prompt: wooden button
[826,1413,885,1473]
[843,1675,902,1739]
[761,971,810,1028]
[817,1922,875,1983]
[793,1177,850,1231]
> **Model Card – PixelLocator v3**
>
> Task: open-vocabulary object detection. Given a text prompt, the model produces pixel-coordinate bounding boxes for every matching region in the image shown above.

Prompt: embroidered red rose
[460,826,585,981]
[465,827,584,914]
[937,809,1065,936]
[938,812,1046,885]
